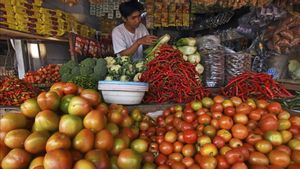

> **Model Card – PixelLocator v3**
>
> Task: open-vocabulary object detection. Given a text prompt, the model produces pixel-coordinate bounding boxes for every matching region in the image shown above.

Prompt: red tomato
[268,150,291,168]
[231,124,248,140]
[216,155,229,169]
[173,141,184,153]
[289,116,300,128]
[183,130,197,144]
[249,109,262,121]
[219,116,234,130]
[171,161,186,169]
[287,164,300,169]
[187,164,201,169]
[213,96,224,104]
[169,153,183,162]
[157,164,170,169]
[267,102,282,114]
[212,111,222,119]
[236,103,252,114]
[231,162,247,169]
[183,112,196,123]
[198,155,217,169]
[210,103,223,113]
[197,114,211,125]
[155,154,168,166]
[213,136,226,148]
[182,157,194,168]
[224,148,244,165]
[249,151,269,166]
[224,106,235,117]
[259,114,279,132]
[200,143,218,157]
[246,133,263,145]
[292,150,300,163]
[159,141,174,155]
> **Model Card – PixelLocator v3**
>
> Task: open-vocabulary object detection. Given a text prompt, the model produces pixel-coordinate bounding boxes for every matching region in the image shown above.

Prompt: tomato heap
[0,82,155,169]
[139,96,300,169]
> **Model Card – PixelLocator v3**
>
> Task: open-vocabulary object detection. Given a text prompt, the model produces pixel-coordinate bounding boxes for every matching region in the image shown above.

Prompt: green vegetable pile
[59,58,107,89]
[104,56,145,82]
[175,37,204,76]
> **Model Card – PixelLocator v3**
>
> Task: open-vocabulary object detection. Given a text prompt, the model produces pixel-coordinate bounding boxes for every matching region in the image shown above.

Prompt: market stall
[1,0,300,169]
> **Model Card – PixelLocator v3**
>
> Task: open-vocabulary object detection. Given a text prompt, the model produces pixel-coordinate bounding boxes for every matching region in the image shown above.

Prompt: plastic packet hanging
[225,48,252,82]
[197,35,225,87]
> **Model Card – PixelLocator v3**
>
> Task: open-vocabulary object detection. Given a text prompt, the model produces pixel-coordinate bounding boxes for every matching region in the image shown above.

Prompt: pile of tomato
[139,96,300,169]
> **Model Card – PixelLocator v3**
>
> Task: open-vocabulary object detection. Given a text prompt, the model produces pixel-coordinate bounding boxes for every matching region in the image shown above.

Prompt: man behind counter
[112,0,157,61]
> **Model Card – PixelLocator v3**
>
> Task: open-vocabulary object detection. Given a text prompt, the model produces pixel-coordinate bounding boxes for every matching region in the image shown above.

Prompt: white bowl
[98,81,149,105]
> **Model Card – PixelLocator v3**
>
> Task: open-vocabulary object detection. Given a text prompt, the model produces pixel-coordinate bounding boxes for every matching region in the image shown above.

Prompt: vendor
[112,0,157,61]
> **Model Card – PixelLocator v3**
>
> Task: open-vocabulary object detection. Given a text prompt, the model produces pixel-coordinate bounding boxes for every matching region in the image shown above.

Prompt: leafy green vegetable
[178,46,197,55]
[144,34,171,62]
[176,37,197,47]
[187,52,201,64]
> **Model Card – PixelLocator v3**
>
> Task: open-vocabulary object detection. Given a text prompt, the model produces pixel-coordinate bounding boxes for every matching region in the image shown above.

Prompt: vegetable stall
[1,0,300,169]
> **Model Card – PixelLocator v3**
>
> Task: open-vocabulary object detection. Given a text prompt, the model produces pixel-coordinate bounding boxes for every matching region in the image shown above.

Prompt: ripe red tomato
[268,150,291,168]
[231,162,247,169]
[171,161,186,169]
[249,109,262,121]
[259,114,279,132]
[249,151,269,166]
[292,150,300,163]
[197,114,211,125]
[198,155,217,169]
[213,95,224,104]
[183,129,197,144]
[215,155,229,169]
[224,106,236,117]
[182,156,194,168]
[236,103,252,114]
[157,164,170,169]
[173,141,183,153]
[213,136,226,148]
[155,154,168,165]
[246,133,263,145]
[267,102,282,114]
[231,124,248,140]
[168,153,183,162]
[159,141,174,155]
[219,116,234,130]
[183,112,196,123]
[289,116,300,128]
[224,148,244,165]
[210,103,223,113]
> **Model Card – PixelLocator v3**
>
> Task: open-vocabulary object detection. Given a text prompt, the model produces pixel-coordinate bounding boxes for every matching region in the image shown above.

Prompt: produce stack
[59,58,107,89]
[176,37,204,77]
[0,76,39,106]
[141,96,300,168]
[104,56,145,82]
[23,64,61,85]
[0,82,157,169]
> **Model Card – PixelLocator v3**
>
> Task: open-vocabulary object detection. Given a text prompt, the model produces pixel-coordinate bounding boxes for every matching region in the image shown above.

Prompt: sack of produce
[197,35,225,87]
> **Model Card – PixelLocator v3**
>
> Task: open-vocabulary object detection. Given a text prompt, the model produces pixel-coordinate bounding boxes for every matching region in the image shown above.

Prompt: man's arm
[119,35,157,56]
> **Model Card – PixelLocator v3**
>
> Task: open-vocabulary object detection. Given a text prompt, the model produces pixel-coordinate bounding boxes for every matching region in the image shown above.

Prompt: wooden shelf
[0,28,68,42]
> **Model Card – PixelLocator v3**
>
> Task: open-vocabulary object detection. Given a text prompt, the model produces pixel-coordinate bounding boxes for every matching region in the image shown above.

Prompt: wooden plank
[0,28,68,42]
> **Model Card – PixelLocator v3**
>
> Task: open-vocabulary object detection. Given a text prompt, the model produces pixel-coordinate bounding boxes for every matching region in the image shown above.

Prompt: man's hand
[137,35,157,45]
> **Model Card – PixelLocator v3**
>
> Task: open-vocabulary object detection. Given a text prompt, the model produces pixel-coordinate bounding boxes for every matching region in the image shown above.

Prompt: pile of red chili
[140,44,208,103]
[222,72,293,101]
[0,76,39,106]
